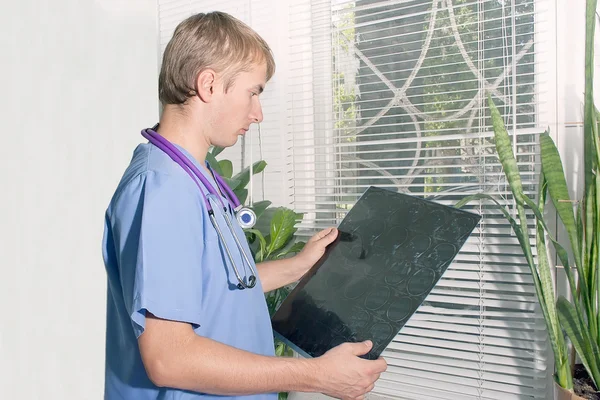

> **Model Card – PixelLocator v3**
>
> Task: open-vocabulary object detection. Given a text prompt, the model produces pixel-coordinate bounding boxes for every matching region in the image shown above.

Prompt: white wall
[0,0,158,398]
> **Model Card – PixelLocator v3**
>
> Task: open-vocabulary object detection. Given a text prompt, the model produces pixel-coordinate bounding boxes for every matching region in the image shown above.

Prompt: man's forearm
[257,257,306,292]
[145,332,320,395]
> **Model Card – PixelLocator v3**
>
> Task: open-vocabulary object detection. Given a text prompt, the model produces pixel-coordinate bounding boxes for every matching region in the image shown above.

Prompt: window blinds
[158,0,552,398]
[287,0,549,399]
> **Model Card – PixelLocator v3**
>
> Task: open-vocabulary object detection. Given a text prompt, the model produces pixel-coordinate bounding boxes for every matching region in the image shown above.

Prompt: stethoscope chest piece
[236,207,257,229]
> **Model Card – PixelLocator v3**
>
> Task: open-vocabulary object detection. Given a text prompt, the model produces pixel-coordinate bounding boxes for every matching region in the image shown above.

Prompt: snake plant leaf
[456,193,575,388]
[595,167,600,344]
[487,94,525,205]
[267,207,299,257]
[583,0,599,309]
[535,173,567,378]
[232,160,267,189]
[520,194,580,300]
[456,193,535,267]
[584,0,598,202]
[539,133,581,268]
[537,220,572,389]
[218,159,234,179]
[557,296,600,390]
[520,173,589,337]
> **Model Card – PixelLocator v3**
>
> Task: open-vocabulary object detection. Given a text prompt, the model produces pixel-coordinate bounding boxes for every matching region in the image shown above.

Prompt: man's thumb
[351,340,373,356]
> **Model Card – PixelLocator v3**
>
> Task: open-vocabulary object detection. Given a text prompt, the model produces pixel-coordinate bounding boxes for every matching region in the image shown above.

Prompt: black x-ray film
[271,186,481,360]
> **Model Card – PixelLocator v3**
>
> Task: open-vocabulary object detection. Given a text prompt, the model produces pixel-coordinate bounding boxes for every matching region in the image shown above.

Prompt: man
[102,11,387,400]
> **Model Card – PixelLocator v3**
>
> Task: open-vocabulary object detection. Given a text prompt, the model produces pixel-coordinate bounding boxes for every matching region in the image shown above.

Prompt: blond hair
[158,11,275,105]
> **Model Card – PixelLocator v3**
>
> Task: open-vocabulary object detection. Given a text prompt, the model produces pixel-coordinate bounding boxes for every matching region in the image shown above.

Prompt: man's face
[210,62,267,148]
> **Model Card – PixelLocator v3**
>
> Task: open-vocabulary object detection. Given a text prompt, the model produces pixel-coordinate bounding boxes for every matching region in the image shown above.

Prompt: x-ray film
[271,186,481,360]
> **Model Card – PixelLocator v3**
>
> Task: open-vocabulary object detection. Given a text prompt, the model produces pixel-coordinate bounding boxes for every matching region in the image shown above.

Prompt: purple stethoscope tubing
[141,128,233,211]
[141,128,257,290]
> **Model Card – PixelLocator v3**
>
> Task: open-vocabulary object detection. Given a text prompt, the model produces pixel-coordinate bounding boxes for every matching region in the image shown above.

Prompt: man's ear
[196,69,216,102]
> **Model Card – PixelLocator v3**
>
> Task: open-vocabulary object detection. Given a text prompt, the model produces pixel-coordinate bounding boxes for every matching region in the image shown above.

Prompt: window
[158,0,552,398]
[288,0,549,398]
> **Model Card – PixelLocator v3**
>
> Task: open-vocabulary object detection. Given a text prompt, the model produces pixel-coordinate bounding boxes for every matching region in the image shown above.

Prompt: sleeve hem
[131,295,203,338]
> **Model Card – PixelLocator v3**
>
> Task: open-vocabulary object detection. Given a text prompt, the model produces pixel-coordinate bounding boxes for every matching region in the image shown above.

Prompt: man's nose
[250,101,263,123]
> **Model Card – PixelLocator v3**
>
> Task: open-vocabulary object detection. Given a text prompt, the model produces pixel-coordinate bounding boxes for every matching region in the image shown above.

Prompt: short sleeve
[111,170,207,338]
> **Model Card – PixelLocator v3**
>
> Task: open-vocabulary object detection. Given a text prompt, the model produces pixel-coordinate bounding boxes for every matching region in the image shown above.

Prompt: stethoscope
[141,126,258,290]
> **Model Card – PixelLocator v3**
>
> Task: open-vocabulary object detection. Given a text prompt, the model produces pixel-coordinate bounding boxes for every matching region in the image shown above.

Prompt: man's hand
[257,227,338,292]
[295,227,339,274]
[313,341,388,400]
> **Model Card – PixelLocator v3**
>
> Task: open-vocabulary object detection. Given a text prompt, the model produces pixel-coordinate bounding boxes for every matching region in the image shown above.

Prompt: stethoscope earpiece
[237,275,256,290]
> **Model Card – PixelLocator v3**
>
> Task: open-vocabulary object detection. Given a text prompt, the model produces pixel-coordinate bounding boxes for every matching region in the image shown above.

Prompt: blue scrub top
[102,141,277,400]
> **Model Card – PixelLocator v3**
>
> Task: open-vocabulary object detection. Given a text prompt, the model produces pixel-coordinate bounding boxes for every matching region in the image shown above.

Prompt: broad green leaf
[251,200,272,220]
[218,160,233,179]
[557,296,600,390]
[540,133,581,269]
[205,151,224,176]
[232,160,267,189]
[222,177,242,191]
[487,94,525,205]
[267,208,299,257]
[246,228,267,263]
[235,188,248,205]
[211,146,225,157]
[254,207,278,241]
[275,341,286,357]
[275,241,306,259]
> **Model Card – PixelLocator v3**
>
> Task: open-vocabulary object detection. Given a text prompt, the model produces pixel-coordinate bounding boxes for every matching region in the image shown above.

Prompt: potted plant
[457,1,599,398]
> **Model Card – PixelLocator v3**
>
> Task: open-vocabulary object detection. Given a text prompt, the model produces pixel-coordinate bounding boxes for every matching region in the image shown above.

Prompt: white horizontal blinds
[241,0,292,207]
[158,0,193,55]
[288,0,548,399]
[287,0,332,215]
[159,0,251,52]
[157,0,289,207]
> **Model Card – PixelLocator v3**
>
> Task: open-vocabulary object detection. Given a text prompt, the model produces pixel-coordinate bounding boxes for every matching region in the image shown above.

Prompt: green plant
[456,1,600,392]
[208,147,306,400]
[206,146,269,209]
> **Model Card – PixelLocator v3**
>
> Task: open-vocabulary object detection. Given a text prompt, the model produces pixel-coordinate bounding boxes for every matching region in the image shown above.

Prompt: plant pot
[555,364,600,400]
[555,382,586,400]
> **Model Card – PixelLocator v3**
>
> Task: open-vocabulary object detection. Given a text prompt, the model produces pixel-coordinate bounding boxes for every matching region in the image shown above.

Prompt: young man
[102,11,387,400]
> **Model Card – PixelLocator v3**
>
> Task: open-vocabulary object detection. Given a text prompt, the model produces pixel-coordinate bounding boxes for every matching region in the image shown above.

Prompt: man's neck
[156,104,211,171]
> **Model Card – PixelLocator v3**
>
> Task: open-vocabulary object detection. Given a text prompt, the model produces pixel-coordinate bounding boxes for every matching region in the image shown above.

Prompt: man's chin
[214,136,239,149]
